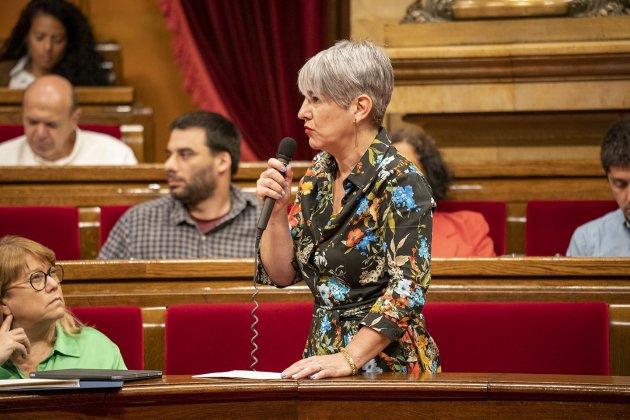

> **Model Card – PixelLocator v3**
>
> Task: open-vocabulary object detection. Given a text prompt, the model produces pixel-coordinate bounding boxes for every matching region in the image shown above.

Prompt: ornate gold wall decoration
[401,0,630,23]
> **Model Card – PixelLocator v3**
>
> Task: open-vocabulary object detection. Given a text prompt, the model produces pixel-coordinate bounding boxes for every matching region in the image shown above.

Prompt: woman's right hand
[256,158,294,217]
[0,314,30,364]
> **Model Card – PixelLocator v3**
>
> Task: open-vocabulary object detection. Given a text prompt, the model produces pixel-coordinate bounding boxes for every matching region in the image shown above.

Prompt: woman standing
[256,40,440,379]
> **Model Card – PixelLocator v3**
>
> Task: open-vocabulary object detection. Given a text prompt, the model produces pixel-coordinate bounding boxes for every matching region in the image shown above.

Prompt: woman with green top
[0,235,125,379]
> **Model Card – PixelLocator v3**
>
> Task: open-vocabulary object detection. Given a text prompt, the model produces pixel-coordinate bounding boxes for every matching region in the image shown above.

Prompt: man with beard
[566,118,630,256]
[98,111,259,259]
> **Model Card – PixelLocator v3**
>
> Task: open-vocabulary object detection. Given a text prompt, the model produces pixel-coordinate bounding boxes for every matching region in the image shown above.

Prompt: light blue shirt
[566,209,630,256]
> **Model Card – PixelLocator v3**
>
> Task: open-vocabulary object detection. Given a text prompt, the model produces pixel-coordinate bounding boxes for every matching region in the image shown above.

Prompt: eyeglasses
[5,264,64,292]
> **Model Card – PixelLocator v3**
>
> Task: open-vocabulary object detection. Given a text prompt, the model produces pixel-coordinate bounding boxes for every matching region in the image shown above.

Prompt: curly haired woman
[0,0,109,88]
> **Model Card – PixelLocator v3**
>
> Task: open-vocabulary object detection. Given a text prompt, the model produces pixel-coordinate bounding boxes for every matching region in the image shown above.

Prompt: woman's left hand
[282,353,353,380]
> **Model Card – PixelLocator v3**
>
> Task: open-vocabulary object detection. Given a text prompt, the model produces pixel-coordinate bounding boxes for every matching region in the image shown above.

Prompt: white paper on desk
[193,370,282,380]
[0,378,80,391]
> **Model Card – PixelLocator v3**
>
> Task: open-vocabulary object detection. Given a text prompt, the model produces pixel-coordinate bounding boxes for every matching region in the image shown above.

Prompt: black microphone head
[277,137,297,162]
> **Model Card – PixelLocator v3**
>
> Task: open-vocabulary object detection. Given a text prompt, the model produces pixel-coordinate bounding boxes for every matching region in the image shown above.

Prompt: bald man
[0,75,137,165]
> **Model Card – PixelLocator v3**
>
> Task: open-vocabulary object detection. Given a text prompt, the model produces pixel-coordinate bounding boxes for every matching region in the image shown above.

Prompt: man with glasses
[98,111,260,259]
[1,235,126,379]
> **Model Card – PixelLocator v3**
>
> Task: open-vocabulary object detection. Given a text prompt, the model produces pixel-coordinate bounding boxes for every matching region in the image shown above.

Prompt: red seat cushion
[0,124,122,143]
[0,206,80,260]
[525,200,618,256]
[437,200,507,255]
[99,205,132,246]
[165,302,313,374]
[69,306,144,370]
[423,302,609,375]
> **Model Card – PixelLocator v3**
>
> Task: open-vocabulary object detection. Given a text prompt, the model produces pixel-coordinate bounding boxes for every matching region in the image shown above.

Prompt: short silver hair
[298,40,394,127]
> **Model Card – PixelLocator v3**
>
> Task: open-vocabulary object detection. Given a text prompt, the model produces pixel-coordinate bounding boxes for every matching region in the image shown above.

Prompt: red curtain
[159,0,326,161]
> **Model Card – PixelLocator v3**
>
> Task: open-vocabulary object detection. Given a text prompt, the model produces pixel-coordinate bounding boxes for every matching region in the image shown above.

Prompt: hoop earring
[353,117,358,148]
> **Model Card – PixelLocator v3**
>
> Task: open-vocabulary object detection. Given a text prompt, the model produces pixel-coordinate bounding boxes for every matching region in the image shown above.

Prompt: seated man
[567,118,630,256]
[391,127,495,257]
[0,74,137,165]
[98,111,260,259]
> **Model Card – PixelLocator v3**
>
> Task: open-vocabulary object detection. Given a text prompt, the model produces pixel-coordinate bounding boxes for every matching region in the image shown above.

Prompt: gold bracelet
[339,347,358,375]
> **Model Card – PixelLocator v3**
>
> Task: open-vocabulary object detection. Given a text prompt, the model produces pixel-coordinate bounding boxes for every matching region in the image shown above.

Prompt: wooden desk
[0,87,134,105]
[1,373,629,418]
[0,159,611,256]
[57,258,630,375]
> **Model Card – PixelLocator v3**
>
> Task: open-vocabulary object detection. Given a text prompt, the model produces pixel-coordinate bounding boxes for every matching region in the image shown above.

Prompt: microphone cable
[250,230,263,371]
[250,137,296,371]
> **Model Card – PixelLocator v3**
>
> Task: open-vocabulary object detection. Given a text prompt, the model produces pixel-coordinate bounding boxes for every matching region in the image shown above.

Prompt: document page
[0,378,80,391]
[194,370,283,380]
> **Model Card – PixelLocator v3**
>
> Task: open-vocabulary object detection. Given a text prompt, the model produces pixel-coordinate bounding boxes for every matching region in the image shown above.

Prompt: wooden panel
[142,307,166,373]
[401,112,621,153]
[0,87,134,105]
[96,41,125,85]
[382,16,630,193]
[609,305,630,377]
[57,258,630,374]
[384,15,630,47]
[0,161,612,256]
[78,207,100,260]
[1,374,629,418]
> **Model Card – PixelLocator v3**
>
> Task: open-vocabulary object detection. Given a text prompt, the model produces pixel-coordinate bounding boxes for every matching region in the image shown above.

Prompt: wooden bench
[0,86,134,105]
[58,258,630,375]
[0,159,612,256]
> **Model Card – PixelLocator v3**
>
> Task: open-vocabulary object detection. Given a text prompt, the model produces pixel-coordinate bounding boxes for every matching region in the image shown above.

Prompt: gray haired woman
[256,40,441,379]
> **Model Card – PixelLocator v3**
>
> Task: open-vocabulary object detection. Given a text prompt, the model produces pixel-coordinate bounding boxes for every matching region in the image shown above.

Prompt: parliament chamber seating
[423,301,610,375]
[164,301,608,376]
[0,198,618,261]
[58,258,630,375]
[525,200,618,256]
[0,161,614,256]
[164,302,313,375]
[99,205,132,246]
[0,206,80,260]
[437,200,507,255]
[0,123,144,162]
[69,305,144,370]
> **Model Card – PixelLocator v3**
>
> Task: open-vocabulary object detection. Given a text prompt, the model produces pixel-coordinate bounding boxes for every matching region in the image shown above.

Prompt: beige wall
[0,0,197,162]
[350,0,418,134]
[350,0,410,43]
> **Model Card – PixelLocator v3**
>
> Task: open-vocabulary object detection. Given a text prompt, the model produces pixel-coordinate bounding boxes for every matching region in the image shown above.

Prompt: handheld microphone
[256,137,297,232]
[250,136,296,371]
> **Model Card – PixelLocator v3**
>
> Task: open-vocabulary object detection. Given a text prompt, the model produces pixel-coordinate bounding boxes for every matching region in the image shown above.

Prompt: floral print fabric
[257,128,440,374]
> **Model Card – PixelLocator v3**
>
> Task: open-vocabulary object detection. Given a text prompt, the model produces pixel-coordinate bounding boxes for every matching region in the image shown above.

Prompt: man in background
[98,111,260,259]
[0,74,137,165]
[567,118,630,256]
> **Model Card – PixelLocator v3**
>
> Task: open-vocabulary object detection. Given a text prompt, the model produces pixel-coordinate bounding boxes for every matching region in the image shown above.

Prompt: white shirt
[8,56,35,89]
[0,128,138,165]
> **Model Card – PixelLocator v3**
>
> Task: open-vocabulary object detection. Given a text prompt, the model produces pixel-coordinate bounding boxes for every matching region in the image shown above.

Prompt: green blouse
[1,323,126,379]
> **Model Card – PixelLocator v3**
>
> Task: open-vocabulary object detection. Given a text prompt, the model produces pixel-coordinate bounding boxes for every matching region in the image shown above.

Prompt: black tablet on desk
[30,369,163,382]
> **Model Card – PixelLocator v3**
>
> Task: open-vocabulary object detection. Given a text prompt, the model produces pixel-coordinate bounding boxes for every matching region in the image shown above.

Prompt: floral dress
[257,128,441,374]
